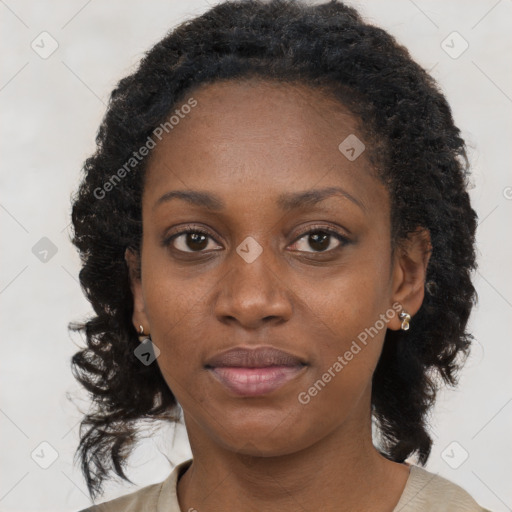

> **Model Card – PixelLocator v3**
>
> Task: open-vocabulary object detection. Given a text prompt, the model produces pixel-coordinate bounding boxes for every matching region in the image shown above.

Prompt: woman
[70,0,491,510]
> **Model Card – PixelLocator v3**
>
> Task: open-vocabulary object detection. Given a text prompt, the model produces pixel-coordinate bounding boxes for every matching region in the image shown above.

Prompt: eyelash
[163,223,350,255]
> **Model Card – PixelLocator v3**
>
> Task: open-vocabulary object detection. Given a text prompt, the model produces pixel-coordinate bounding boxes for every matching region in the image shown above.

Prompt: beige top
[79,458,492,511]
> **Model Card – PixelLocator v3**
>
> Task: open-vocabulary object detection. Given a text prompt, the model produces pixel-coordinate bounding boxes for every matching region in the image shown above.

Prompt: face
[126,79,428,457]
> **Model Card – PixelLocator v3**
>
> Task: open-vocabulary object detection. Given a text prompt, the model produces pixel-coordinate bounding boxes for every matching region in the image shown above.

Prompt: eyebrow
[153,186,366,213]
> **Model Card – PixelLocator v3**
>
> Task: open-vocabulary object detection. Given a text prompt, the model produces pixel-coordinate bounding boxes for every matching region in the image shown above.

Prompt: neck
[177,390,410,512]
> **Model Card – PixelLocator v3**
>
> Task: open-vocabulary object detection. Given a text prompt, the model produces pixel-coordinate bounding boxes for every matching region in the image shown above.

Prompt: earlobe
[389,228,432,331]
[124,247,149,335]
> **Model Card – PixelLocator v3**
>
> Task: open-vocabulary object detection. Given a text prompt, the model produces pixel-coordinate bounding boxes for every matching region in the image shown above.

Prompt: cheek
[140,261,200,367]
[141,237,210,333]
[310,255,392,337]
[295,296,386,431]
[299,258,392,395]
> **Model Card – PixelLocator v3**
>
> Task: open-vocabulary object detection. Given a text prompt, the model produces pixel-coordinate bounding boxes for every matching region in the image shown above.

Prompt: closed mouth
[204,346,307,369]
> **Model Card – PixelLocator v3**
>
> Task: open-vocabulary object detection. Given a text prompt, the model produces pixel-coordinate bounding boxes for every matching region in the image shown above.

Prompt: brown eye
[165,227,222,253]
[289,228,349,253]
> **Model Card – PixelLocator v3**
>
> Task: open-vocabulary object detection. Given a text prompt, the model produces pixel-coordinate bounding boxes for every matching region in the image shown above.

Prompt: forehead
[143,79,386,217]
[155,78,362,152]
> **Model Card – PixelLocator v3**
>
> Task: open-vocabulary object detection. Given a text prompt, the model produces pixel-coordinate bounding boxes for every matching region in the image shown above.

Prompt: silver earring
[138,324,150,342]
[399,311,411,331]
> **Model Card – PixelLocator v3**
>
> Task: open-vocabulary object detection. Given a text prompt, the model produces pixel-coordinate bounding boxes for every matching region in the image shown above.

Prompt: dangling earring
[138,324,150,342]
[399,311,411,331]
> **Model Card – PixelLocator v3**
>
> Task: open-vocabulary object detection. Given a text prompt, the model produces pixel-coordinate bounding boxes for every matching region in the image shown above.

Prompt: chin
[208,416,316,457]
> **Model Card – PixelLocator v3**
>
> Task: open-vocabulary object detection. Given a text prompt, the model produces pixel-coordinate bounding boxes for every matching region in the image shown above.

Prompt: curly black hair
[69,0,478,500]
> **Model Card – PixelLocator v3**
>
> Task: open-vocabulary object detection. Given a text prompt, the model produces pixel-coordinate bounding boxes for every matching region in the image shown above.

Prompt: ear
[125,247,150,336]
[388,227,432,331]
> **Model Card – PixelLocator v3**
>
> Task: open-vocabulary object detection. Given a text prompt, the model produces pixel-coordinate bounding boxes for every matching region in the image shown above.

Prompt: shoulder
[394,464,493,512]
[76,458,192,512]
[76,481,162,512]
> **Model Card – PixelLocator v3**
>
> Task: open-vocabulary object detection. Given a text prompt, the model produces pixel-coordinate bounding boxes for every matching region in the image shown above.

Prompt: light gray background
[1,1,511,511]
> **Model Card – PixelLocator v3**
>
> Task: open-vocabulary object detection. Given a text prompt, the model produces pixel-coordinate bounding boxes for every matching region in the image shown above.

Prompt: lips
[204,346,306,369]
[205,346,307,397]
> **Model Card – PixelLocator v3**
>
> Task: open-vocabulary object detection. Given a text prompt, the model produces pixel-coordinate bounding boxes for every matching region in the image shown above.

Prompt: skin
[125,79,431,512]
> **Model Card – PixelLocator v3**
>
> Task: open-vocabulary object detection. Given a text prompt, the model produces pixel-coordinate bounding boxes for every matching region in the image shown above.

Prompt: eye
[164,224,350,255]
[289,226,350,253]
[164,225,222,253]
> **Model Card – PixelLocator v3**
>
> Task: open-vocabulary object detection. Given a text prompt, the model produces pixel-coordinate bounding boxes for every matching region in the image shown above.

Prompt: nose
[214,244,293,330]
